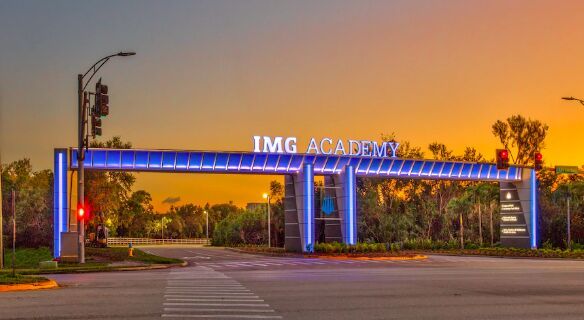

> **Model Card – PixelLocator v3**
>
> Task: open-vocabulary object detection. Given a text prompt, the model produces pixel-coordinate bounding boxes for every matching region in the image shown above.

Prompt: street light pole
[567,196,571,251]
[77,73,85,263]
[205,210,209,239]
[562,96,584,106]
[263,193,271,248]
[76,51,135,264]
[0,163,3,269]
[11,190,16,277]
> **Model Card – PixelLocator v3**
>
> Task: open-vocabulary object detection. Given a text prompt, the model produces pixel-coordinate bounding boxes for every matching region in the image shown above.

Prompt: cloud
[162,196,181,205]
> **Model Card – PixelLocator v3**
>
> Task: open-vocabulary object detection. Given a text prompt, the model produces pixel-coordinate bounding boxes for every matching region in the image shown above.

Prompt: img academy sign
[253,136,399,158]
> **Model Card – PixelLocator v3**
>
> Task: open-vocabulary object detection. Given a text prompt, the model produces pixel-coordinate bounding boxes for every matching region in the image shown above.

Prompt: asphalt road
[1,245,583,319]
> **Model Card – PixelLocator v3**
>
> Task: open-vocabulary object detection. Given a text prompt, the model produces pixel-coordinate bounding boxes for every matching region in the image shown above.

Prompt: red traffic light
[534,152,543,171]
[535,152,543,161]
[77,204,87,221]
[496,149,510,170]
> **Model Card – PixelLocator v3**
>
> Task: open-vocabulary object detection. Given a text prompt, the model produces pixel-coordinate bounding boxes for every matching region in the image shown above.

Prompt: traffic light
[95,79,109,117]
[77,206,85,221]
[534,151,543,171]
[496,149,510,170]
[91,115,102,138]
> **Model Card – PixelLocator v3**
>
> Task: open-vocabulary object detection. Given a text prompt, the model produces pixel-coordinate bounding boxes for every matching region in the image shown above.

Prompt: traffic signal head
[496,149,510,170]
[91,115,102,138]
[95,79,109,117]
[77,206,85,221]
[534,151,543,171]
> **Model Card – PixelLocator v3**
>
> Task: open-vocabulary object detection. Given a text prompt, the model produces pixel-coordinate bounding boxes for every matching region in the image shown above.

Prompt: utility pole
[263,193,271,248]
[205,210,209,239]
[459,213,464,250]
[567,196,571,251]
[0,163,3,269]
[74,51,135,264]
[11,190,16,276]
[77,73,86,264]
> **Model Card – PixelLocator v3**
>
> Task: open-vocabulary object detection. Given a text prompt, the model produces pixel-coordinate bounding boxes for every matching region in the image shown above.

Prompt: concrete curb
[227,247,428,261]
[422,252,584,261]
[0,280,59,292]
[113,261,188,271]
[226,247,302,258]
[315,255,428,261]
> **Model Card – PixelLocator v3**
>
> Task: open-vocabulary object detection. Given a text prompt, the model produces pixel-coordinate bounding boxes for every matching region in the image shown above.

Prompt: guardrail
[107,237,210,246]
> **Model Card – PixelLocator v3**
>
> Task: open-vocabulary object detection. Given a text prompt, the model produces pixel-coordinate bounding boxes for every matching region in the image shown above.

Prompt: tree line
[1,115,583,249]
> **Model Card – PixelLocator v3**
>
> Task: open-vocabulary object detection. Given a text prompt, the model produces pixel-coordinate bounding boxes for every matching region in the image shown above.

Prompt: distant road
[1,245,584,319]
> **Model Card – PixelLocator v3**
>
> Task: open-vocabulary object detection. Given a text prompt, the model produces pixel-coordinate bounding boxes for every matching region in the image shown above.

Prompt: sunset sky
[1,1,583,211]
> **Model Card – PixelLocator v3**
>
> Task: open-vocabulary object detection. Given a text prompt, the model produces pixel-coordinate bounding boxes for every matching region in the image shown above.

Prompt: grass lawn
[0,273,48,285]
[1,246,182,275]
[2,247,53,269]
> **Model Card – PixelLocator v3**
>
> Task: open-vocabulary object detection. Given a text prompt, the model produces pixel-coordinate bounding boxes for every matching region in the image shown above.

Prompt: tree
[85,136,135,235]
[491,115,548,165]
[1,159,53,247]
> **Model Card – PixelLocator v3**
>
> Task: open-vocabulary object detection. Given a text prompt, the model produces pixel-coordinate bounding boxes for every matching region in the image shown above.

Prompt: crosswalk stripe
[162,314,282,319]
[164,308,275,313]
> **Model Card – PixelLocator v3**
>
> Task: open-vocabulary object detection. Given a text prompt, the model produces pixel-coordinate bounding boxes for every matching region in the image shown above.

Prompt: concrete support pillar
[284,164,315,252]
[500,168,538,249]
[333,165,357,245]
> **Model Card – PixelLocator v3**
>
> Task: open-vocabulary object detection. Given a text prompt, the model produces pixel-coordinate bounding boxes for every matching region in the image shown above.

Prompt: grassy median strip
[1,247,183,275]
[0,274,49,285]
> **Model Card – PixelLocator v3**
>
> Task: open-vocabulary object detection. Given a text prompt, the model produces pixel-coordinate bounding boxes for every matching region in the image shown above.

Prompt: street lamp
[76,51,135,263]
[562,96,584,106]
[204,210,209,240]
[263,193,271,248]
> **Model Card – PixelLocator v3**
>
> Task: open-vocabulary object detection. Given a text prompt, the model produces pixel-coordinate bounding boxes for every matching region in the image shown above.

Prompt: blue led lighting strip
[71,149,523,182]
[345,165,356,245]
[304,163,314,252]
[53,149,68,258]
[531,170,538,249]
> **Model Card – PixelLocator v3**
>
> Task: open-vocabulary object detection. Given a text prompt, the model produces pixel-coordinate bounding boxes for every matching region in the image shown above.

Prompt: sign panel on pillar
[499,168,537,249]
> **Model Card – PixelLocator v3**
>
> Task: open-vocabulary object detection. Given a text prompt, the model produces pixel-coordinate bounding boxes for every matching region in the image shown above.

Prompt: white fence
[107,237,210,246]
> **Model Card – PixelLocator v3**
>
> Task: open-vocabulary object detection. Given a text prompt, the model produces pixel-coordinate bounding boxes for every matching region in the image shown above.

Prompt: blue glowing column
[294,163,315,252]
[334,165,357,245]
[53,149,69,258]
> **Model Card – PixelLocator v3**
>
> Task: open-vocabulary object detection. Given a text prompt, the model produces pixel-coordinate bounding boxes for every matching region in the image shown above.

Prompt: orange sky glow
[1,1,583,211]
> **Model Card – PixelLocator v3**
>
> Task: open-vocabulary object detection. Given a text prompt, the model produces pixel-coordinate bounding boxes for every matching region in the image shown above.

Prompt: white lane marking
[165,289,251,292]
[164,303,270,307]
[166,286,246,289]
[163,265,281,319]
[164,308,275,313]
[162,314,282,319]
[165,295,260,299]
[166,286,249,290]
[166,298,265,302]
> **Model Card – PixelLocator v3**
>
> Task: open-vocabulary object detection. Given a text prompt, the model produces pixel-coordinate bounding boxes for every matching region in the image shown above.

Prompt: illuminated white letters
[264,136,284,153]
[307,138,319,154]
[387,142,399,158]
[349,140,361,156]
[334,140,346,155]
[284,137,297,153]
[372,142,387,157]
[320,138,333,155]
[253,136,261,152]
[252,136,399,158]
[361,140,372,157]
